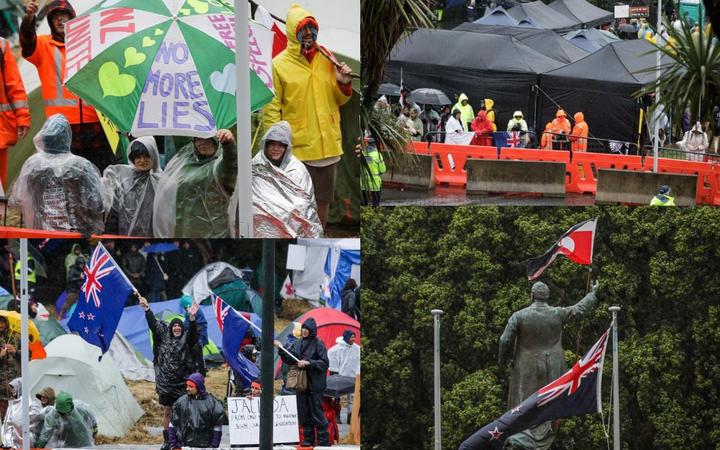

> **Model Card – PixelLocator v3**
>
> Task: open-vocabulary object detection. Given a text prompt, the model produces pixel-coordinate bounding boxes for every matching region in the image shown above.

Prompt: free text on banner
[228,395,299,446]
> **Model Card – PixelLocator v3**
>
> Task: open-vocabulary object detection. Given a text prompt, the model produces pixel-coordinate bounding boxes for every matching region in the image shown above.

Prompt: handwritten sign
[227,395,299,446]
[134,31,216,134]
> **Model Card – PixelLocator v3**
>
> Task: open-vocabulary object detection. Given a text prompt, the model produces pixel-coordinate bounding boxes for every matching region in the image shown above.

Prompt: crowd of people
[0,1,356,238]
[377,91,591,151]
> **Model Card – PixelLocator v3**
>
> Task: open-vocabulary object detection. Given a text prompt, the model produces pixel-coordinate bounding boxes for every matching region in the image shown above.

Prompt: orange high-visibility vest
[25,35,98,124]
[571,122,589,152]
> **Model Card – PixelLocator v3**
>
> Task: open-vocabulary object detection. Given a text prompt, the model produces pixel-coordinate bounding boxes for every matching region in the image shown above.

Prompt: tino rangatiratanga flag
[526,218,597,280]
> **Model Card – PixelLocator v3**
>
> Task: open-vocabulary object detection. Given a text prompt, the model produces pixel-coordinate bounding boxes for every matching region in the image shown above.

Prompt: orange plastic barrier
[412,142,720,205]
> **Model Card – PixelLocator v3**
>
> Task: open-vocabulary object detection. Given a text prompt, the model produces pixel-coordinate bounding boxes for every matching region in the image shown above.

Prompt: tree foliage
[361,207,720,449]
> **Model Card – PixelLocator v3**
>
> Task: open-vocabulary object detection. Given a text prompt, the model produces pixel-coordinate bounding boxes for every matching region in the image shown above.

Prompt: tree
[638,18,720,127]
[362,207,720,449]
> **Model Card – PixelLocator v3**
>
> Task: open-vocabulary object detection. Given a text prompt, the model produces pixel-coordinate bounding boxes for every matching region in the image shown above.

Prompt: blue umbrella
[142,243,179,254]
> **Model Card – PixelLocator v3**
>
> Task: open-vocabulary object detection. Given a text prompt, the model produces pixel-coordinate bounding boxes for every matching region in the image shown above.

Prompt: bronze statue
[498,281,599,449]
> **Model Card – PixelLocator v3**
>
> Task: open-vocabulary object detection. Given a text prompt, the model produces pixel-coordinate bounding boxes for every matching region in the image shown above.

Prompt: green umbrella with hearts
[62,0,275,137]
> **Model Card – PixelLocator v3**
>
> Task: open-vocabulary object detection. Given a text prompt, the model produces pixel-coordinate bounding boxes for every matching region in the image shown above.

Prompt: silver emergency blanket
[1,378,42,448]
[9,114,104,235]
[154,139,237,238]
[102,136,162,236]
[232,121,322,238]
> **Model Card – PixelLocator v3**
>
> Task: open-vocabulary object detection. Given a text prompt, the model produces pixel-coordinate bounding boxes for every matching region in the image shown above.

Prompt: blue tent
[329,250,361,310]
[116,298,262,362]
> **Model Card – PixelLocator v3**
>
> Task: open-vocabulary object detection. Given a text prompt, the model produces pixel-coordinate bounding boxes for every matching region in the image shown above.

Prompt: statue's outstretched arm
[564,282,600,321]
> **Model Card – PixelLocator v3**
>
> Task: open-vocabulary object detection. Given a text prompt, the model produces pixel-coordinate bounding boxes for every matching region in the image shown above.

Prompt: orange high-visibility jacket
[25,35,98,124]
[540,123,553,150]
[0,37,30,149]
[570,112,589,152]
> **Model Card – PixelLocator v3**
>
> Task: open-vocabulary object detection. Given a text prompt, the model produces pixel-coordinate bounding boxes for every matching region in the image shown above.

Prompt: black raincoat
[168,373,225,448]
[145,311,197,399]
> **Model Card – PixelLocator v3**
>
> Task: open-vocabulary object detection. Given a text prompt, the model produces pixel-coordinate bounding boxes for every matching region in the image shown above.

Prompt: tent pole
[259,240,275,450]
[20,239,29,450]
[234,0,253,237]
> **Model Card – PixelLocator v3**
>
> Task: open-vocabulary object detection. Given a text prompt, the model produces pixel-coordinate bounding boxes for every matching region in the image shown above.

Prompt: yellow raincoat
[262,4,351,162]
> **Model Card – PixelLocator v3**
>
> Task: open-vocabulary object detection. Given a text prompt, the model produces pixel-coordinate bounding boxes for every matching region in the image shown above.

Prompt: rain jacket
[262,4,352,162]
[506,111,528,133]
[678,122,708,159]
[168,373,225,448]
[0,323,20,401]
[153,138,237,238]
[146,311,198,399]
[361,141,385,192]
[279,318,329,394]
[103,136,162,237]
[471,111,494,146]
[551,110,571,135]
[20,0,98,124]
[1,378,42,449]
[65,255,85,294]
[540,122,553,150]
[484,98,497,130]
[249,121,322,238]
[650,193,675,206]
[9,114,104,235]
[64,243,84,274]
[0,36,30,188]
[452,93,474,131]
[328,337,360,378]
[570,112,589,152]
[35,392,95,448]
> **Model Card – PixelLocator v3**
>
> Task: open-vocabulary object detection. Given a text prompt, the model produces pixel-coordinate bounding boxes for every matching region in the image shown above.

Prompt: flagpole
[431,309,443,450]
[609,306,621,450]
[233,305,301,363]
[235,0,253,237]
[20,239,29,450]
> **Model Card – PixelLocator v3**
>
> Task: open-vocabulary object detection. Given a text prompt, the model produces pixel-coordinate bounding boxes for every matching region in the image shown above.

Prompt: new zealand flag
[459,328,610,450]
[67,243,134,356]
[212,294,260,389]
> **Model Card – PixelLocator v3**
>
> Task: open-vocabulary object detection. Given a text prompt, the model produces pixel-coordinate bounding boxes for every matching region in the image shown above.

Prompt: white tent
[27,334,144,437]
[107,331,155,382]
[182,261,245,302]
[291,239,360,306]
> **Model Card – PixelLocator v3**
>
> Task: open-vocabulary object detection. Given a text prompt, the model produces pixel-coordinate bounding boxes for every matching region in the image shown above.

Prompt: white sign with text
[228,395,299,445]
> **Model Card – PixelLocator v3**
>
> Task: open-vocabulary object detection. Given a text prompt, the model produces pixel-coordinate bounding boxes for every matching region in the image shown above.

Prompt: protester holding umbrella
[154,129,236,238]
[20,0,115,173]
[102,136,162,237]
[262,3,353,231]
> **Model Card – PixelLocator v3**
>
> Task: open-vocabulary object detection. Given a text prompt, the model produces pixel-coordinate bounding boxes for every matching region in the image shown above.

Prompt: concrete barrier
[466,159,566,197]
[380,152,434,190]
[596,169,697,205]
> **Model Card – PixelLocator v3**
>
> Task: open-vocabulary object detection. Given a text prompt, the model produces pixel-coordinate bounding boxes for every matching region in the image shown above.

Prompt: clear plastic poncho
[9,114,104,235]
[230,121,322,238]
[102,136,162,236]
[35,402,95,448]
[1,378,42,448]
[153,138,237,237]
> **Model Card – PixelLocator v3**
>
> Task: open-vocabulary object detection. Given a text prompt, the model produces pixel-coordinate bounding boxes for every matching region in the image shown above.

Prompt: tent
[274,308,360,376]
[538,39,672,142]
[107,331,155,382]
[27,334,144,437]
[385,29,565,132]
[474,6,521,26]
[116,298,261,362]
[292,239,361,309]
[485,1,581,32]
[563,28,621,53]
[549,0,613,29]
[34,316,67,345]
[454,23,589,64]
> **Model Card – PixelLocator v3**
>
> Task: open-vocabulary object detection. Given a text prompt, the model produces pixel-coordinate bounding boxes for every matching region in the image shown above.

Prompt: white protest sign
[228,395,299,445]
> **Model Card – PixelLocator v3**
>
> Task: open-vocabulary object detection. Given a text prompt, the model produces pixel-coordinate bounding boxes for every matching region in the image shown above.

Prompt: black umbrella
[377,83,401,96]
[324,375,356,397]
[407,88,451,106]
